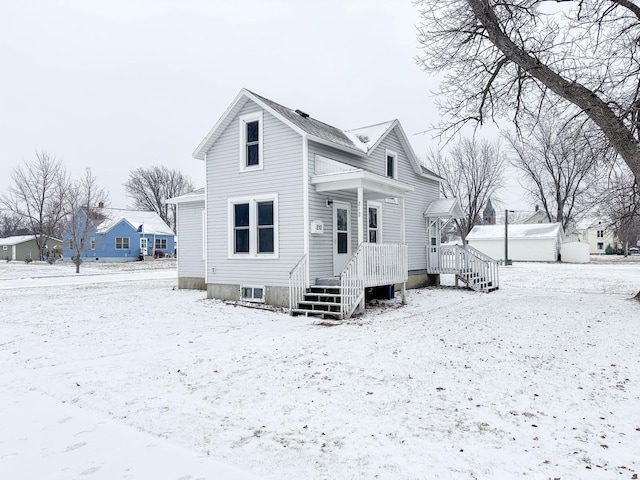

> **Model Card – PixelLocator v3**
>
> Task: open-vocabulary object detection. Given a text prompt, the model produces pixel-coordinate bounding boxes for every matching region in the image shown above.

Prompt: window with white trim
[228,194,278,258]
[115,237,130,250]
[367,201,382,244]
[597,242,604,250]
[385,149,398,179]
[155,238,167,250]
[2,245,7,251]
[241,285,265,303]
[597,230,604,238]
[239,111,264,171]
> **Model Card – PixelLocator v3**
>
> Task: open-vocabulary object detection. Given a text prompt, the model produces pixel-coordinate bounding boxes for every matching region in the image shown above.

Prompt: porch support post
[400,197,406,305]
[357,187,364,246]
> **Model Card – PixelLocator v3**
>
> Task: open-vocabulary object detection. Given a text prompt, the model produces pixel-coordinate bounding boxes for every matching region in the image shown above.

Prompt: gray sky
[0,0,530,212]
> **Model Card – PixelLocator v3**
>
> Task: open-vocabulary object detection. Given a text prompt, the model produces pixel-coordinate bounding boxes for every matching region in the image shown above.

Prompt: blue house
[63,207,175,263]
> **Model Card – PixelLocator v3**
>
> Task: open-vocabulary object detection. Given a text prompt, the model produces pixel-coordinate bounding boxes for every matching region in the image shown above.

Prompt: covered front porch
[289,155,414,319]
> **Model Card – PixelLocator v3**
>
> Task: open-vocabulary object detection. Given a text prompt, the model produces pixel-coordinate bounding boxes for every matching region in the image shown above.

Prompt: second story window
[239,111,263,171]
[386,150,397,179]
[597,230,604,238]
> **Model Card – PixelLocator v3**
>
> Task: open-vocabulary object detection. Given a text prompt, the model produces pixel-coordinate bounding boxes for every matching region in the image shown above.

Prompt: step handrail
[288,253,308,312]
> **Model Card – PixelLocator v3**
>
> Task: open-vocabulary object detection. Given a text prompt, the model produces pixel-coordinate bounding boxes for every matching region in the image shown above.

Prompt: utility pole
[505,210,514,265]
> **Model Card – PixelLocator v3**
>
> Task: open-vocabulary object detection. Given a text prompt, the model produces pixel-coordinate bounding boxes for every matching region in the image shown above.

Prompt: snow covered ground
[1,258,639,479]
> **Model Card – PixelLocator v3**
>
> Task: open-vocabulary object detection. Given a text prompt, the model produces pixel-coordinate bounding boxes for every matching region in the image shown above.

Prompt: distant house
[522,206,549,224]
[0,235,63,261]
[169,88,500,319]
[467,223,564,262]
[578,219,619,254]
[62,207,175,263]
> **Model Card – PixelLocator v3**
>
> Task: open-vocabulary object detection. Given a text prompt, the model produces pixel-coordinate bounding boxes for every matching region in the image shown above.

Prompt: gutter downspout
[302,135,310,288]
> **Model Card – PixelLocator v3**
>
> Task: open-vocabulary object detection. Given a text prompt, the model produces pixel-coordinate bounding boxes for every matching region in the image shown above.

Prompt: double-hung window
[239,111,263,171]
[115,237,130,250]
[229,194,278,258]
[90,237,95,250]
[155,238,167,250]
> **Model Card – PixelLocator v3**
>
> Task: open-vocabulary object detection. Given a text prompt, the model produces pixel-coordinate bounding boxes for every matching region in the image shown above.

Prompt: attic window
[295,109,309,118]
[385,149,398,179]
[239,111,263,172]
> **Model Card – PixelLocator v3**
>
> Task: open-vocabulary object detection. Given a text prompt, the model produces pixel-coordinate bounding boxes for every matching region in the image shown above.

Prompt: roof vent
[295,109,309,118]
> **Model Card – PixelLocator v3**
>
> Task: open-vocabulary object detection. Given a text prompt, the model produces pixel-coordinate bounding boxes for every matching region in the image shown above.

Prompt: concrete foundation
[178,277,206,290]
[206,283,289,307]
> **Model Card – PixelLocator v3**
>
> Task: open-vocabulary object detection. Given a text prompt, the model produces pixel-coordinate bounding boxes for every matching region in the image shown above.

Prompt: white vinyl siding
[175,201,205,279]
[205,99,304,287]
[307,127,439,280]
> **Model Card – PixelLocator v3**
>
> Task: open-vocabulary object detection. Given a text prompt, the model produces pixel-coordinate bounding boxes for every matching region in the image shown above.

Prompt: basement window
[241,285,265,303]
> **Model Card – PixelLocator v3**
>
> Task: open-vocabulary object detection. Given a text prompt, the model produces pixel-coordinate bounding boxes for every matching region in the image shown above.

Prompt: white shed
[467,223,564,262]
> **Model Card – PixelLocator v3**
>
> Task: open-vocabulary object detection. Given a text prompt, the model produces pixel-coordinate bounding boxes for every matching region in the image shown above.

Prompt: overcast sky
[0,0,530,213]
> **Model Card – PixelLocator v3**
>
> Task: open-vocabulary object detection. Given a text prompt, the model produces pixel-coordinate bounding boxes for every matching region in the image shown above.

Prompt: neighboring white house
[170,89,498,318]
[467,223,564,262]
[578,219,619,254]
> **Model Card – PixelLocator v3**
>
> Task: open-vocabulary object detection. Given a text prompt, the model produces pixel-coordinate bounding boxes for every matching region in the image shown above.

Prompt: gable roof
[467,223,564,240]
[90,208,174,235]
[192,88,442,182]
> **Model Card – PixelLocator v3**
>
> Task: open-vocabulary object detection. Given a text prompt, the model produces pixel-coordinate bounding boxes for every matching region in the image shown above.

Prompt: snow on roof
[344,121,395,153]
[0,235,63,246]
[93,209,174,235]
[0,235,37,246]
[467,223,563,240]
[424,198,463,218]
[166,188,205,204]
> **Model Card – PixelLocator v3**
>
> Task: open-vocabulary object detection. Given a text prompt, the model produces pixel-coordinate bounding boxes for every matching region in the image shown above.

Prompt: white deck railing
[340,242,408,318]
[288,254,308,311]
[426,245,499,292]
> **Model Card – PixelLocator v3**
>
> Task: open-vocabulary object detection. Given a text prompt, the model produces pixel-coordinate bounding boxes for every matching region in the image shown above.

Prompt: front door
[428,219,439,269]
[333,201,351,275]
[140,237,148,256]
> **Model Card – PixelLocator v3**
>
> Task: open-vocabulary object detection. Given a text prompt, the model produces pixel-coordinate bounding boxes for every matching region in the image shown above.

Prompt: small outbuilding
[466,223,564,262]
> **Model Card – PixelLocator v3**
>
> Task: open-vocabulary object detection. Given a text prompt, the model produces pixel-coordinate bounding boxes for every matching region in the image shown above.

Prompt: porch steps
[291,285,344,319]
[456,270,499,293]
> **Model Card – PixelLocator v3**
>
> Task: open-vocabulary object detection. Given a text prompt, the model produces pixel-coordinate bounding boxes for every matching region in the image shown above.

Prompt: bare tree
[124,166,194,231]
[425,137,505,242]
[504,111,602,230]
[0,211,27,237]
[0,151,70,259]
[416,0,640,184]
[65,169,109,273]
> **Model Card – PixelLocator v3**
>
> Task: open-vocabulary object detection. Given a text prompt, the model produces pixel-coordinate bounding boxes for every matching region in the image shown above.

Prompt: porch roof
[424,198,464,219]
[310,169,414,199]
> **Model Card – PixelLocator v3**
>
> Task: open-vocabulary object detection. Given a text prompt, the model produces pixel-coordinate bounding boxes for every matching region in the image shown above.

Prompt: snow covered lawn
[1,259,639,479]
